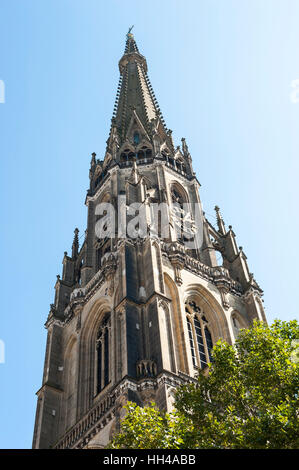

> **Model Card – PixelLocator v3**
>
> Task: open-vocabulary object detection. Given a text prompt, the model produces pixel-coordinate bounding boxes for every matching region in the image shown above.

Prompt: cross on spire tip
[127,25,134,39]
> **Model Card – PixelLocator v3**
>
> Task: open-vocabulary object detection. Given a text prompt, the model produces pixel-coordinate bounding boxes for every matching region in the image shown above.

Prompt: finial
[214,205,226,235]
[127,25,134,39]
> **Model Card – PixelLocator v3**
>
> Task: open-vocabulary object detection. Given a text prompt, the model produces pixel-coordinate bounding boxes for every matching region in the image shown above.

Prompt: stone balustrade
[54,390,115,449]
[161,241,243,295]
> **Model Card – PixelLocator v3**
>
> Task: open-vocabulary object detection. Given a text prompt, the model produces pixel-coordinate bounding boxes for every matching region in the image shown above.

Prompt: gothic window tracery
[96,314,111,394]
[120,145,153,162]
[137,146,152,159]
[171,187,184,208]
[185,300,213,369]
[120,148,135,162]
[171,185,191,242]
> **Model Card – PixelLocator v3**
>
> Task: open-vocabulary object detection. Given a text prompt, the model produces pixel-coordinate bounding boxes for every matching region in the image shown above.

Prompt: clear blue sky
[0,0,298,448]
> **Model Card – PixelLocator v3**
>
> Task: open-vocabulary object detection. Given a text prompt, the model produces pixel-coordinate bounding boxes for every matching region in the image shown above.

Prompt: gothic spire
[107,29,167,152]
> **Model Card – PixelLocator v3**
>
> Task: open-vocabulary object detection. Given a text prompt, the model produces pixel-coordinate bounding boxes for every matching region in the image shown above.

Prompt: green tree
[108,402,189,449]
[109,320,299,449]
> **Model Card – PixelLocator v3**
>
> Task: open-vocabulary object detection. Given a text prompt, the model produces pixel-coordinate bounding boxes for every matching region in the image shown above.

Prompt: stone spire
[214,205,226,235]
[109,29,167,147]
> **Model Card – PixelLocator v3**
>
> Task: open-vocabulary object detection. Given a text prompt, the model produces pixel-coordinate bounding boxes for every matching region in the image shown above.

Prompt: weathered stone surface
[32,32,266,449]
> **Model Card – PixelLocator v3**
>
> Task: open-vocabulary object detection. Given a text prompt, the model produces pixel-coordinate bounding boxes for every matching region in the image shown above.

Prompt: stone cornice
[36,382,63,397]
[114,291,172,311]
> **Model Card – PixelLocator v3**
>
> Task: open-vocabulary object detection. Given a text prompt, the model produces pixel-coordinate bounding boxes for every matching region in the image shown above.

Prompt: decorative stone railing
[119,157,154,168]
[161,242,243,295]
[54,389,116,449]
[70,287,85,302]
[164,160,188,178]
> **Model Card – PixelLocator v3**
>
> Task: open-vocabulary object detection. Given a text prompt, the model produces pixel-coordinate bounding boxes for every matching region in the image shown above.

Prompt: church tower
[32,31,266,449]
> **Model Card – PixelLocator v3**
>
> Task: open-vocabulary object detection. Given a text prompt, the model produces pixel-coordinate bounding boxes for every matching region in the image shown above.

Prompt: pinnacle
[72,228,79,259]
[214,206,226,235]
[129,158,140,184]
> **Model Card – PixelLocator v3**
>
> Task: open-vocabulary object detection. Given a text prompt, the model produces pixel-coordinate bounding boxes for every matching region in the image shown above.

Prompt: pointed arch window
[185,301,213,369]
[187,317,196,366]
[96,314,111,394]
[120,149,135,162]
[136,146,152,160]
[171,187,184,208]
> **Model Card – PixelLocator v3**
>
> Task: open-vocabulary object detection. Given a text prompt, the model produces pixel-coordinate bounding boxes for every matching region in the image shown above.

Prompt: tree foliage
[109,320,299,449]
[108,402,187,449]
